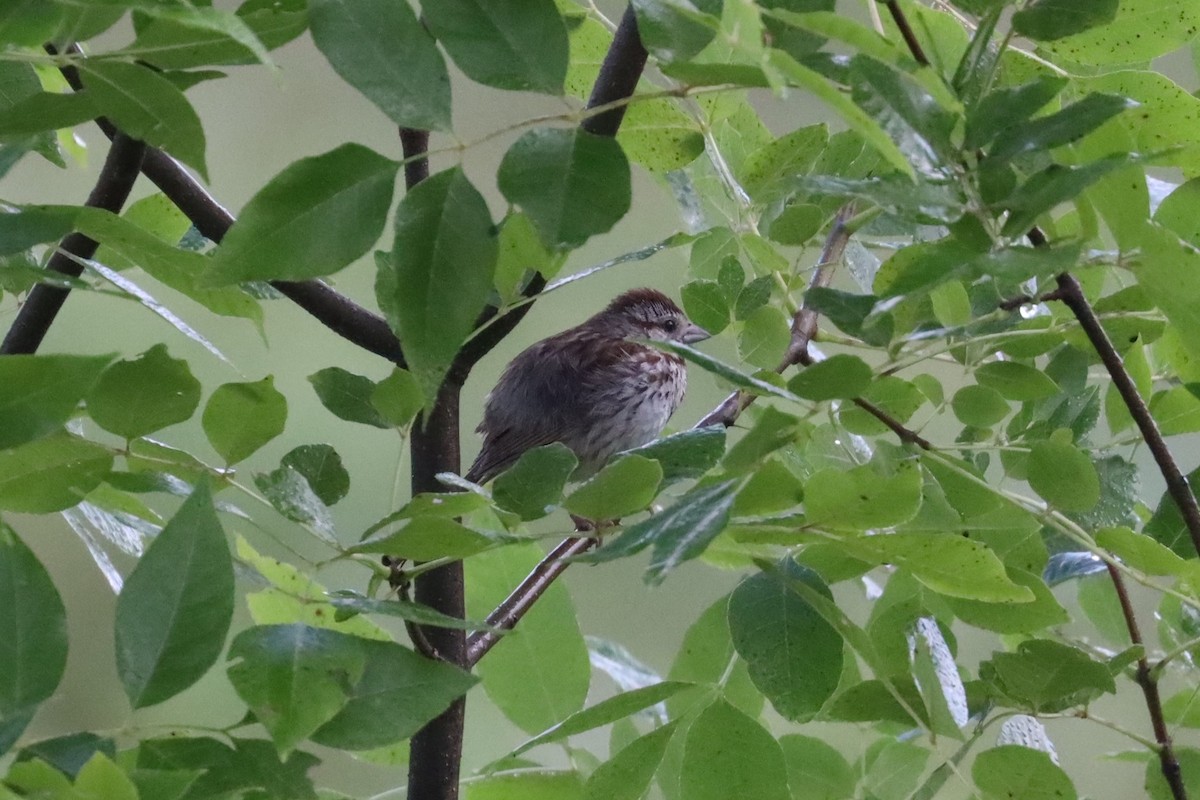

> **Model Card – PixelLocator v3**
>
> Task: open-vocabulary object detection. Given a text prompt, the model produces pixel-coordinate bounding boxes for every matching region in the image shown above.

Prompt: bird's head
[594,287,710,344]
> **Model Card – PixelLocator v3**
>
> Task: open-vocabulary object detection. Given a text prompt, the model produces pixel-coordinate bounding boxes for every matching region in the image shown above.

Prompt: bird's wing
[464,338,584,484]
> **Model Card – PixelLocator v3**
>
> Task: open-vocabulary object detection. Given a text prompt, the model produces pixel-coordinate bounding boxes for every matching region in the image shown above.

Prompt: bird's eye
[662,318,678,332]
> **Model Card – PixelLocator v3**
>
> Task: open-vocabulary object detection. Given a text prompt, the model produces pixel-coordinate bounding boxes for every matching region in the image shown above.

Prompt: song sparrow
[465,288,710,485]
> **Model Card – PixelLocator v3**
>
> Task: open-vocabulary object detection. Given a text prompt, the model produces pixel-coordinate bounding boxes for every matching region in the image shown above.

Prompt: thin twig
[884,0,930,67]
[2,134,146,354]
[465,537,596,664]
[1053,273,1200,559]
[1105,562,1187,799]
[695,203,856,429]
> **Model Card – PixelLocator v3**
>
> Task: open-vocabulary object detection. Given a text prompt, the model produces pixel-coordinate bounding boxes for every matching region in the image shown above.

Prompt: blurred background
[3,3,1199,797]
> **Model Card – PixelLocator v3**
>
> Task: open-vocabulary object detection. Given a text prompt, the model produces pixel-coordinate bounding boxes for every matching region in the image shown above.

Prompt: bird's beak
[680,322,711,344]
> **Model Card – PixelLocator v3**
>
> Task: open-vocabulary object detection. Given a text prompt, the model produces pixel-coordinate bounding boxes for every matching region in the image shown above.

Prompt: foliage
[2,0,1200,798]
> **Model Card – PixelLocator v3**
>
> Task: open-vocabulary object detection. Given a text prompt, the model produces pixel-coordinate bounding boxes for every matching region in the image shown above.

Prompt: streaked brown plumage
[465,288,709,484]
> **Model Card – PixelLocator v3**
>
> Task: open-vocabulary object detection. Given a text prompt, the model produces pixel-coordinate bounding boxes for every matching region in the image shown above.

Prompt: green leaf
[624,426,726,484]
[202,377,287,465]
[78,61,208,180]
[308,367,388,428]
[668,597,763,717]
[1000,157,1131,237]
[206,144,398,284]
[952,385,1010,428]
[424,0,568,94]
[632,0,721,64]
[965,77,1067,151]
[227,624,365,752]
[0,433,112,513]
[680,699,790,800]
[650,343,802,405]
[585,480,739,584]
[980,639,1115,712]
[0,523,67,716]
[975,361,1059,401]
[127,2,307,70]
[986,93,1133,163]
[467,771,585,800]
[787,354,873,401]
[309,0,450,129]
[1012,0,1117,41]
[497,128,631,250]
[738,305,790,369]
[846,532,1035,603]
[585,722,679,800]
[515,682,692,755]
[134,6,276,68]
[326,591,496,632]
[309,636,477,751]
[135,736,319,800]
[1140,467,1200,558]
[778,734,856,800]
[1028,438,1100,512]
[734,274,773,320]
[466,544,590,733]
[0,92,98,139]
[114,482,233,708]
[370,368,424,429]
[767,51,913,178]
[946,568,1069,634]
[0,205,79,256]
[280,444,349,506]
[88,345,200,440]
[378,167,497,408]
[848,55,956,177]
[723,407,800,472]
[1047,0,1200,65]
[253,467,334,541]
[74,753,138,800]
[0,353,111,449]
[492,443,579,520]
[681,280,731,335]
[741,123,828,202]
[74,208,264,328]
[804,460,923,530]
[728,561,842,721]
[565,455,663,520]
[350,516,493,560]
[1095,526,1188,576]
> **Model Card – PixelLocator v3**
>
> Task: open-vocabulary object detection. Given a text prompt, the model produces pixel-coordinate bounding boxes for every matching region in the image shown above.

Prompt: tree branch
[1105,562,1187,800]
[402,127,470,800]
[1052,273,1200,558]
[2,134,146,355]
[51,47,408,367]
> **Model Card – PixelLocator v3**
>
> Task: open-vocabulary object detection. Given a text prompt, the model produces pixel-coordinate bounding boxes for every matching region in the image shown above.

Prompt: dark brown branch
[1053,273,1200,557]
[402,128,469,800]
[449,4,649,378]
[50,46,408,367]
[884,0,930,68]
[696,203,855,429]
[465,536,596,665]
[2,134,146,355]
[1105,562,1186,800]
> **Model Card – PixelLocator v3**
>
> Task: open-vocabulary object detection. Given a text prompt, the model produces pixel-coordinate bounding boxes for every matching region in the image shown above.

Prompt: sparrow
[465,288,710,484]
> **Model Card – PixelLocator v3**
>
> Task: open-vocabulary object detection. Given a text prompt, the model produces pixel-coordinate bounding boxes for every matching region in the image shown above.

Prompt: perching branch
[51,46,408,368]
[2,134,146,355]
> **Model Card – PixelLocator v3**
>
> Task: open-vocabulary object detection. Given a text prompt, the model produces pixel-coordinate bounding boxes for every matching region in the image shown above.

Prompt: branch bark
[2,134,146,355]
[401,127,470,800]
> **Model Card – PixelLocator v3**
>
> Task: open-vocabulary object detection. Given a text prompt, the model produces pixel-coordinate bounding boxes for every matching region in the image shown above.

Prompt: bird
[464,288,710,485]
